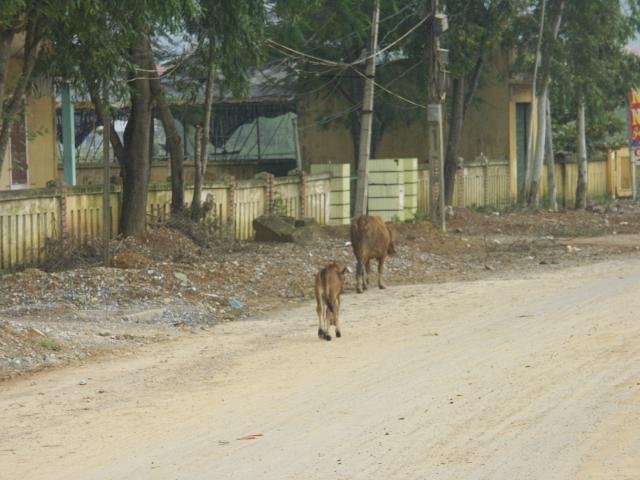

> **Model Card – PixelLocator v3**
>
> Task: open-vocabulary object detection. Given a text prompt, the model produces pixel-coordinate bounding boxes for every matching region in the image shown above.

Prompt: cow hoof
[356,288,363,294]
[379,284,386,290]
[336,330,341,338]
[318,328,324,339]
[324,334,332,341]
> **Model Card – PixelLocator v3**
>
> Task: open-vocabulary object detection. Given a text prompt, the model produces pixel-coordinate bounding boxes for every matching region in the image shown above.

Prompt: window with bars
[10,101,28,186]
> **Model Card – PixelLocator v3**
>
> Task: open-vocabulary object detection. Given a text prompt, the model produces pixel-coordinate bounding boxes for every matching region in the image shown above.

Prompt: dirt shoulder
[2,202,640,380]
[2,258,639,479]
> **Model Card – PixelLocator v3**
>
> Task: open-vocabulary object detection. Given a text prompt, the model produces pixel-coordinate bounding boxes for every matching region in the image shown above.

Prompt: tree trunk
[354,0,380,217]
[523,0,547,204]
[529,82,548,207]
[445,77,464,206]
[120,36,153,236]
[575,99,587,210]
[144,36,184,214]
[191,44,215,220]
[349,110,361,171]
[527,0,563,208]
[0,29,15,127]
[545,95,557,211]
[443,52,484,206]
[370,114,385,160]
[87,79,126,167]
[0,18,42,173]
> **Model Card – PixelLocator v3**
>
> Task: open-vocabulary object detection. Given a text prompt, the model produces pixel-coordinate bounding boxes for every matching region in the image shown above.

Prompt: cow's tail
[320,269,336,313]
[324,295,335,314]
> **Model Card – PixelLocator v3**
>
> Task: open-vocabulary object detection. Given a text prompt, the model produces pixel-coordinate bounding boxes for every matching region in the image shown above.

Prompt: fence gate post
[455,166,465,208]
[299,172,307,218]
[228,176,237,235]
[266,173,274,215]
[60,186,69,245]
[482,155,490,207]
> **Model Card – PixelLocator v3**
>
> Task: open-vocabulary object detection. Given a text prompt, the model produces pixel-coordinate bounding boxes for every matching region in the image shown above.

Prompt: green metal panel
[61,84,77,186]
[516,102,530,199]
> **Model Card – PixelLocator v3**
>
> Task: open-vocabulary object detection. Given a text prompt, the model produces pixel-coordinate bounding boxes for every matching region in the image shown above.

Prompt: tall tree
[442,0,522,205]
[545,95,557,210]
[0,2,55,174]
[527,0,563,208]
[522,0,546,205]
[177,0,265,217]
[549,0,640,209]
[46,0,198,236]
[267,0,426,170]
[145,36,187,215]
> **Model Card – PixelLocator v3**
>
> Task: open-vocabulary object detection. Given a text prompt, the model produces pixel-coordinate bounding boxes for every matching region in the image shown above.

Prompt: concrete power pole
[102,91,111,267]
[426,0,447,232]
[353,0,381,218]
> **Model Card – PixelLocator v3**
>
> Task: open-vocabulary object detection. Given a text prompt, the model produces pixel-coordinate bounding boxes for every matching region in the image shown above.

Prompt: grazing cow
[350,215,397,294]
[315,262,348,341]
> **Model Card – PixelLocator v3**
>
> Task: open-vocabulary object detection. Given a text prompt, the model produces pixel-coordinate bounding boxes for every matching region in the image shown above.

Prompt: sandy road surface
[2,259,640,480]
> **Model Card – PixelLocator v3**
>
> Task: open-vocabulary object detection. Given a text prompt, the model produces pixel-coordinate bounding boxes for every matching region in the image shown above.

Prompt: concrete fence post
[299,172,307,218]
[482,155,490,207]
[310,163,351,225]
[228,176,237,226]
[455,167,465,208]
[60,186,69,244]
[266,173,274,215]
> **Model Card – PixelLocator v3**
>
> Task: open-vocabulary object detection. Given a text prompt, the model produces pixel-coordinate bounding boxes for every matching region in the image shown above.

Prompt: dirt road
[2,259,640,479]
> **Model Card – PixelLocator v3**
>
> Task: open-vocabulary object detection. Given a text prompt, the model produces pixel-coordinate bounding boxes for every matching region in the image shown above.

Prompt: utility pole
[354,0,380,218]
[426,0,447,231]
[61,84,76,186]
[102,90,111,267]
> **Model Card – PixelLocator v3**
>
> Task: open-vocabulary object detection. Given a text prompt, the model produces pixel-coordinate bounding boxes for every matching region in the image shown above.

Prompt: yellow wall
[459,51,511,166]
[297,93,355,169]
[458,50,534,200]
[0,56,58,190]
[508,84,535,199]
[26,94,57,188]
[376,121,429,165]
[299,49,531,194]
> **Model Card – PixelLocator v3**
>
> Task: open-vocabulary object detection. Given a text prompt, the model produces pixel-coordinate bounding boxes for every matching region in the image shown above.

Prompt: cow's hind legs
[364,260,371,290]
[322,303,332,341]
[355,260,364,294]
[317,301,327,340]
[378,257,386,289]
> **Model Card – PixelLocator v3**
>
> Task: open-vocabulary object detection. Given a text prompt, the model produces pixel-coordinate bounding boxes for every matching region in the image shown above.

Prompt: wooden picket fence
[417,157,610,212]
[0,173,331,270]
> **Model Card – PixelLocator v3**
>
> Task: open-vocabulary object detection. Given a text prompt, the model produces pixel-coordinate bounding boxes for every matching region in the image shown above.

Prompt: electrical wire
[265,13,430,69]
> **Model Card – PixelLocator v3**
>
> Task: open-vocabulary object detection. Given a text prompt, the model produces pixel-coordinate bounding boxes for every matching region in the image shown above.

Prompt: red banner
[631,89,640,147]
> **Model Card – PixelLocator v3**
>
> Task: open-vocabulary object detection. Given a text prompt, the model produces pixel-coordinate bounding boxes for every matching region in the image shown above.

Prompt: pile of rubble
[3,204,640,380]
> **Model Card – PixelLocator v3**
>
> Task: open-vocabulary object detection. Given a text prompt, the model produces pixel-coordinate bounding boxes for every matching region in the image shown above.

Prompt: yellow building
[298,49,535,202]
[0,37,58,191]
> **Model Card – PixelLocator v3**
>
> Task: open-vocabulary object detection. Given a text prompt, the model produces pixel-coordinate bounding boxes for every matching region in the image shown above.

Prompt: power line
[265,13,430,69]
[349,65,426,109]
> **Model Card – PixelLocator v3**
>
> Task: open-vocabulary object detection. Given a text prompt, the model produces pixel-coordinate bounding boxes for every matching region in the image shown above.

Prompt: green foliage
[165,0,266,101]
[39,338,61,351]
[267,0,427,154]
[548,0,640,153]
[271,191,289,216]
[42,0,199,101]
[406,210,430,223]
[444,0,524,79]
[0,0,25,29]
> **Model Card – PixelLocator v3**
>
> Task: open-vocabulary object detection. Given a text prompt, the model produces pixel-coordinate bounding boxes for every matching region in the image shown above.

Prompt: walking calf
[315,262,348,341]
[350,215,397,293]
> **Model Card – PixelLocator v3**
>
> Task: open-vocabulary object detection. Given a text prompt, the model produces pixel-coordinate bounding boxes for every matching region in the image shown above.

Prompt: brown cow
[314,262,348,341]
[350,215,397,293]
